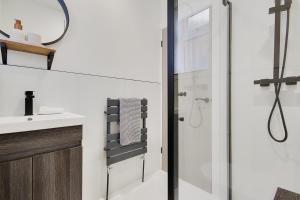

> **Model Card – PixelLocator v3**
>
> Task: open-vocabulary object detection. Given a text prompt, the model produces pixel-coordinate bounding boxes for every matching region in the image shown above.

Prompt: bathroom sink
[0,113,85,134]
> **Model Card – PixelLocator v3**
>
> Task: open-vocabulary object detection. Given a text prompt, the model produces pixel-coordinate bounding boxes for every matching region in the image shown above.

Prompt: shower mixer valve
[178,92,187,97]
[269,0,292,15]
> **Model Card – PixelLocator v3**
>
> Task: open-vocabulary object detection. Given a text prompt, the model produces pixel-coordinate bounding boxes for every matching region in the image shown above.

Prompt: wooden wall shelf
[0,39,56,70]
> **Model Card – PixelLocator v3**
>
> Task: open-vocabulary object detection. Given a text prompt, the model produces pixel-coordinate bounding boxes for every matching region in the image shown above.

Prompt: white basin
[0,113,85,134]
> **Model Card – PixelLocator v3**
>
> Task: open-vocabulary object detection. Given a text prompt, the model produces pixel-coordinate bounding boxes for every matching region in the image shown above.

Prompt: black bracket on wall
[47,52,55,70]
[0,42,7,65]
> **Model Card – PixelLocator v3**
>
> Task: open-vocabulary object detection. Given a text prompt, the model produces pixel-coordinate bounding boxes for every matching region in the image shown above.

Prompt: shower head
[285,0,292,6]
[273,0,292,6]
[223,0,231,6]
[195,97,210,103]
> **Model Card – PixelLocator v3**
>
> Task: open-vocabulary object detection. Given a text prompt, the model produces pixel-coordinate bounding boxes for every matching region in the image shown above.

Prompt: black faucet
[25,91,35,116]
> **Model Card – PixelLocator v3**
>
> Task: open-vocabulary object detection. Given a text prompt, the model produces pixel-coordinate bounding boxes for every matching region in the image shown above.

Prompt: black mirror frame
[0,0,70,46]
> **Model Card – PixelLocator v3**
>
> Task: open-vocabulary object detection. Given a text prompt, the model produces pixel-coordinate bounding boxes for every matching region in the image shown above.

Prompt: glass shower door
[175,5,212,199]
[170,0,229,199]
[176,6,213,198]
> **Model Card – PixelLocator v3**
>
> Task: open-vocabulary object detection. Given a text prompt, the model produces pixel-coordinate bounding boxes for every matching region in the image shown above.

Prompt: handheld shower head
[285,0,292,6]
[223,0,229,6]
[273,0,292,6]
[223,0,231,6]
[284,0,293,4]
[195,97,210,103]
[266,0,292,143]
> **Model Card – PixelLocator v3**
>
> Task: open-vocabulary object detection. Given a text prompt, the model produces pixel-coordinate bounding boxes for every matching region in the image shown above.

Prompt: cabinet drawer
[0,126,82,163]
[0,157,32,200]
[33,146,82,200]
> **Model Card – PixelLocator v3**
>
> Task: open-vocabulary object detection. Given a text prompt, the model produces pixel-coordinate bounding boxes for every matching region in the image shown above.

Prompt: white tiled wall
[0,65,162,200]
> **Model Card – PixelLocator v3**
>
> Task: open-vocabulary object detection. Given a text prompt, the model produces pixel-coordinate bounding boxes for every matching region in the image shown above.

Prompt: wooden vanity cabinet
[0,126,82,200]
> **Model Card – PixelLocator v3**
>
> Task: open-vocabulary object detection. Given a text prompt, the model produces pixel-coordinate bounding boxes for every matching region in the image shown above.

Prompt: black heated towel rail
[104,98,148,200]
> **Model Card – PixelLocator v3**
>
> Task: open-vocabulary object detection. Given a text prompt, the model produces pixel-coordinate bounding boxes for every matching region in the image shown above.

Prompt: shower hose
[267,9,290,143]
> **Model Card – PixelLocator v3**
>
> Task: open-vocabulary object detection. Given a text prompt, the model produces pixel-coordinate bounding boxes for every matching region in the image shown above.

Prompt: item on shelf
[26,32,42,45]
[10,19,26,42]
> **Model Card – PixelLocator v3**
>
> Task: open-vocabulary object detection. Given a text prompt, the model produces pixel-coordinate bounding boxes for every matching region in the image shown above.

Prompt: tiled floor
[101,170,214,200]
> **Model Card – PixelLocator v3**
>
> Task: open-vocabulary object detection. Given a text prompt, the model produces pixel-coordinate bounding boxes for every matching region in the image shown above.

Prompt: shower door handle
[178,92,187,97]
[179,117,184,122]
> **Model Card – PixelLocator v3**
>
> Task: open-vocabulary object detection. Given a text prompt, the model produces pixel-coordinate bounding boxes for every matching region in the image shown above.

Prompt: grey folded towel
[120,98,142,145]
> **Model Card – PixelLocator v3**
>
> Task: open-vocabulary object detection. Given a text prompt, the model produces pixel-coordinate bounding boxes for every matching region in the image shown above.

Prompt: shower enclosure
[168,0,300,200]
[168,0,229,199]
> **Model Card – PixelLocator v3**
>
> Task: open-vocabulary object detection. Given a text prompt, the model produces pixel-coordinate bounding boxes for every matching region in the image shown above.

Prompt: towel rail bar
[104,98,148,200]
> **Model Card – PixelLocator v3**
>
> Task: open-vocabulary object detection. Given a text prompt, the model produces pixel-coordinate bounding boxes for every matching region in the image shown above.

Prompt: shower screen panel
[169,0,229,199]
[176,5,213,195]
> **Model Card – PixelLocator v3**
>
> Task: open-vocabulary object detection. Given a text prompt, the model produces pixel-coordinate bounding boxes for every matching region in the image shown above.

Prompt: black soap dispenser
[25,91,35,116]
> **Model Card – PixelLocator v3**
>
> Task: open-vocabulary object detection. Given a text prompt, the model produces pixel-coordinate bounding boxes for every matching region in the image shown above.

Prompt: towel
[38,106,64,115]
[120,98,141,146]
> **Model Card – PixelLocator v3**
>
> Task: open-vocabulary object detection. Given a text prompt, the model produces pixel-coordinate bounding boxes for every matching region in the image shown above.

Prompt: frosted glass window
[175,8,211,74]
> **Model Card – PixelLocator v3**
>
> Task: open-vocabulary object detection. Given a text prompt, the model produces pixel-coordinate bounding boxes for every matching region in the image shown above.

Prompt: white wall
[0,0,165,200]
[231,0,300,199]
[0,0,3,26]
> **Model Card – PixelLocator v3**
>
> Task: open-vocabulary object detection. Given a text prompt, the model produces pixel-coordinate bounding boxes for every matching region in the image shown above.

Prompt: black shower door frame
[167,0,178,199]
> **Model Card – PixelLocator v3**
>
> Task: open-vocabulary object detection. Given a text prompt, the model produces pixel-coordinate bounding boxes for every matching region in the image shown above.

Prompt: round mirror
[0,0,69,45]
